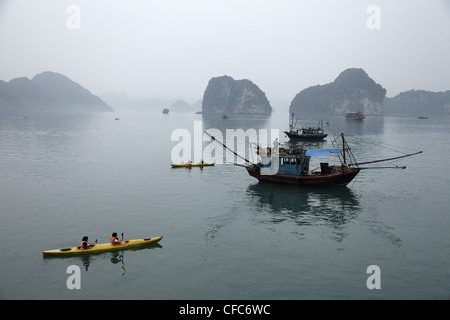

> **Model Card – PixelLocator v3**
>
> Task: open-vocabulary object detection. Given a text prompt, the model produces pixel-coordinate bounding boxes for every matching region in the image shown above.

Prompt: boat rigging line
[204,130,253,165]
[358,165,406,169]
[326,122,423,169]
[348,151,423,166]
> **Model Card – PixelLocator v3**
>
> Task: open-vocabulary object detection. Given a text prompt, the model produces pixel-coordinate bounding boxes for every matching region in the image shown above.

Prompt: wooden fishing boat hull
[284,131,328,140]
[43,236,163,256]
[246,165,360,186]
[171,163,214,168]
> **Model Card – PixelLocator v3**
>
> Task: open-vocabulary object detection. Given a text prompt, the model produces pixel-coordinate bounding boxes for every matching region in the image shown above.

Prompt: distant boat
[115,117,120,120]
[345,111,365,120]
[171,162,214,168]
[284,113,327,140]
[221,114,229,119]
[418,116,427,119]
[162,108,169,114]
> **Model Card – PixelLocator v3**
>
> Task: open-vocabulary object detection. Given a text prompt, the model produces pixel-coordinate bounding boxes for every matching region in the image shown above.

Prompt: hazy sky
[1,0,449,104]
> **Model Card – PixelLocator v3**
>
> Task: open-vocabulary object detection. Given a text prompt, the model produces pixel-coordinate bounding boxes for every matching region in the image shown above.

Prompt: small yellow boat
[171,162,214,168]
[43,236,163,256]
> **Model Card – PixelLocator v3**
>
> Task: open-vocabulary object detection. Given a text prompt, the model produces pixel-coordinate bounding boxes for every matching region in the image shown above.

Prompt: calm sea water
[0,109,449,300]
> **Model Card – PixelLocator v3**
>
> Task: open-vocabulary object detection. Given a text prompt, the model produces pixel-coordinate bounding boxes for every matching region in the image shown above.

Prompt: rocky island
[202,75,272,115]
[0,71,113,114]
[289,68,386,116]
[384,89,450,116]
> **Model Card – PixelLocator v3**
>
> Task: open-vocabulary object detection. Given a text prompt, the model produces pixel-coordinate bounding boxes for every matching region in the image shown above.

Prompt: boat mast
[289,113,294,131]
[338,133,358,166]
[342,133,346,164]
[290,113,298,131]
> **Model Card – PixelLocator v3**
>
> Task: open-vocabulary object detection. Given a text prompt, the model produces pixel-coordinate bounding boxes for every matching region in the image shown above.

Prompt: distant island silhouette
[384,89,450,116]
[289,68,450,117]
[0,71,113,114]
[2,70,447,117]
[289,68,386,116]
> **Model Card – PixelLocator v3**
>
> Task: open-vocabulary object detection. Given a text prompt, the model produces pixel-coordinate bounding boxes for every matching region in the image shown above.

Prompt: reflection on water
[325,115,385,136]
[246,182,404,247]
[110,251,126,275]
[246,182,361,237]
[201,113,271,132]
[285,139,327,149]
[0,113,101,179]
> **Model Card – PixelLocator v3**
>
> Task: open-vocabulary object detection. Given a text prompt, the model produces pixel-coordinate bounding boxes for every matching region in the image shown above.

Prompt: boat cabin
[278,154,310,175]
[259,150,311,176]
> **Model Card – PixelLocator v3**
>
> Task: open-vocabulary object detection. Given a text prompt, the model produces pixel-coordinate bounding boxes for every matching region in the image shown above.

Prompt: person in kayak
[111,232,125,245]
[80,236,93,249]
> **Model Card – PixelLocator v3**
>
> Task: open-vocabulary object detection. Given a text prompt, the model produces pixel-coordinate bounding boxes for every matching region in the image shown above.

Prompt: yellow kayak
[171,163,214,168]
[43,236,163,256]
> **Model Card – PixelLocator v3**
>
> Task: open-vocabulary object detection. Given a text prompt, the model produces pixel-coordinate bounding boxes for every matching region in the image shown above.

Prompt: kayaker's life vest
[110,236,119,245]
[80,241,87,249]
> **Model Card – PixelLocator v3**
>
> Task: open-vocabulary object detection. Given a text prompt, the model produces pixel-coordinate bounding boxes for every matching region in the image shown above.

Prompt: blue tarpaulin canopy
[305,149,342,156]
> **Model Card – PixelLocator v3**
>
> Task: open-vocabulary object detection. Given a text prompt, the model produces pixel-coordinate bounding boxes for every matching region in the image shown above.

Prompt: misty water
[0,110,449,300]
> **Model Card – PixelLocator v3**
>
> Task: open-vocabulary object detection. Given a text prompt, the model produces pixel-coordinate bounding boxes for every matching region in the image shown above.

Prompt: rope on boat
[349,151,423,166]
[325,122,423,168]
[204,130,253,165]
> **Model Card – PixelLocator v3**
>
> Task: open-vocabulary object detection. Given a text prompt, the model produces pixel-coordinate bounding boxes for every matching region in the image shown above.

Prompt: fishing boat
[247,134,360,186]
[171,162,214,168]
[43,236,163,256]
[204,130,422,187]
[284,113,327,140]
[345,111,365,120]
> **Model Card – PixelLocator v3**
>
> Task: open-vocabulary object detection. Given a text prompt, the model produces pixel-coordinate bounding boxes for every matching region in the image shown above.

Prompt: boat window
[280,157,302,166]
